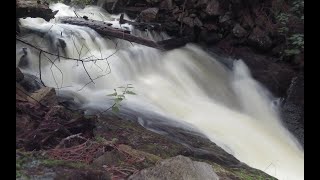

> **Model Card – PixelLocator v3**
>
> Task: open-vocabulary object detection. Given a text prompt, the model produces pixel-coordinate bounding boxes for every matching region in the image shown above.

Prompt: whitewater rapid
[16,3,304,180]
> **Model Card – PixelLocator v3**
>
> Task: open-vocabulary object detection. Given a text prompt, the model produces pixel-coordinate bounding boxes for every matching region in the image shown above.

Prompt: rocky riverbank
[16,67,276,179]
[16,0,303,179]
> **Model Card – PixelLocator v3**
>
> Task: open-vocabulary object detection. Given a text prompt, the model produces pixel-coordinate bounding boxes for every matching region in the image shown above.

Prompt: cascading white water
[16,3,304,180]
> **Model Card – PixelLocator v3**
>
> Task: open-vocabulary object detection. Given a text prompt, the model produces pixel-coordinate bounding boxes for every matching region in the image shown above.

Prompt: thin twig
[38,50,46,86]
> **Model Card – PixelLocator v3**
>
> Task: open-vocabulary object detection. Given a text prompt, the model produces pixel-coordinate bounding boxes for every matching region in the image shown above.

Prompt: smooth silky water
[16,3,304,180]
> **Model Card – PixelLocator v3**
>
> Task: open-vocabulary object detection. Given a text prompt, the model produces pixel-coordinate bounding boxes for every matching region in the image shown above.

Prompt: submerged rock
[128,155,219,180]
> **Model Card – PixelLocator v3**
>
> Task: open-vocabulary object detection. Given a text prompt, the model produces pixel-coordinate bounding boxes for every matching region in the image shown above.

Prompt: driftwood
[16,0,58,21]
[59,17,194,50]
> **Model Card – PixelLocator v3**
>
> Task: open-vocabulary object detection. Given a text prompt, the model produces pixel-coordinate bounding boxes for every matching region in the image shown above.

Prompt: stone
[204,23,218,31]
[182,17,194,27]
[189,13,197,18]
[232,23,247,38]
[199,30,221,44]
[242,14,255,29]
[205,0,220,16]
[159,0,173,10]
[16,68,24,82]
[194,17,203,27]
[139,8,159,22]
[247,27,273,51]
[29,87,58,106]
[128,155,219,180]
[195,0,209,8]
[281,73,304,147]
[219,13,232,23]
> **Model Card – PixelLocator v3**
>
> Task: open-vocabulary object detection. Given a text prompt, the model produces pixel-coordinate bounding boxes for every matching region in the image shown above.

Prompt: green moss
[41,159,88,169]
[234,169,276,180]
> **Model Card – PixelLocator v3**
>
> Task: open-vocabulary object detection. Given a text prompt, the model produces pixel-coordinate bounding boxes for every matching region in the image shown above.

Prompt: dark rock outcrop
[247,27,273,51]
[16,68,24,82]
[281,73,304,147]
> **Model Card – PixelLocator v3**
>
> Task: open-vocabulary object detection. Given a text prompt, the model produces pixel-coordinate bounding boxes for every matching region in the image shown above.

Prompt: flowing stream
[16,3,304,180]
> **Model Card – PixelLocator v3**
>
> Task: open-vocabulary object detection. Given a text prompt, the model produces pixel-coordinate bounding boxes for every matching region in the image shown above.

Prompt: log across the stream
[16,0,58,21]
[59,17,194,50]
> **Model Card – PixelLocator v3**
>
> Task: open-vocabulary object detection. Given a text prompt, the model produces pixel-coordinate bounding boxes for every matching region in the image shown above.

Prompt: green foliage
[274,0,304,59]
[276,13,290,25]
[107,84,136,113]
[290,0,304,16]
[284,33,304,56]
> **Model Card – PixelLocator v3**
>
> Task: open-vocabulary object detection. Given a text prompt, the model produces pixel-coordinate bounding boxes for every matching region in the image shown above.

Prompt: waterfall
[16,3,304,180]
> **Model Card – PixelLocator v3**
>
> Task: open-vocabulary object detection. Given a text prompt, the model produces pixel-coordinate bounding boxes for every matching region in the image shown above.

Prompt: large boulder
[128,155,219,180]
[139,8,159,22]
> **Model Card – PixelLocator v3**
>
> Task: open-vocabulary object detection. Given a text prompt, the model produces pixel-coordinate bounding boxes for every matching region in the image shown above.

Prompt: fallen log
[16,0,58,21]
[59,17,194,50]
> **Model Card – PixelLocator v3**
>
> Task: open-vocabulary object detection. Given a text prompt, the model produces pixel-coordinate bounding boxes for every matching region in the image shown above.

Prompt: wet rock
[146,0,160,3]
[204,23,218,31]
[174,0,186,6]
[182,17,194,27]
[194,17,203,27]
[139,8,159,22]
[189,13,197,18]
[172,6,181,14]
[19,73,43,93]
[18,48,29,69]
[29,87,58,106]
[232,23,247,38]
[159,0,173,10]
[16,68,24,82]
[195,0,209,9]
[205,0,220,16]
[199,10,208,19]
[200,31,222,45]
[281,73,304,147]
[128,155,219,180]
[247,27,272,51]
[219,12,232,23]
[241,14,255,29]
